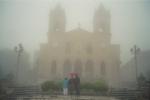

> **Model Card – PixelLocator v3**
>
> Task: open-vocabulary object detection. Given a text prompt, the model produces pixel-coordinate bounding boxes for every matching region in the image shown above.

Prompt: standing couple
[63,73,80,96]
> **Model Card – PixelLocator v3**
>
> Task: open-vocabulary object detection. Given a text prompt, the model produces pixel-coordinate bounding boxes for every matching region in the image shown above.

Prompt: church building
[38,4,120,87]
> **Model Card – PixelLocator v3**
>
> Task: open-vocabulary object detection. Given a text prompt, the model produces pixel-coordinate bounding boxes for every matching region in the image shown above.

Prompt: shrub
[80,80,108,92]
[80,82,93,90]
[41,80,63,92]
[55,80,63,90]
[93,80,108,92]
[41,81,56,92]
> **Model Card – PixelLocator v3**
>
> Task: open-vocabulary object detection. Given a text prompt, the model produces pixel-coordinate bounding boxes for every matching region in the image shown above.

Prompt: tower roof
[98,3,105,11]
[54,3,64,11]
[96,3,108,16]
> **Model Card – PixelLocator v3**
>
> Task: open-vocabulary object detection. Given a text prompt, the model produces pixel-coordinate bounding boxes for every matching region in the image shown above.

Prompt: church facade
[38,4,120,87]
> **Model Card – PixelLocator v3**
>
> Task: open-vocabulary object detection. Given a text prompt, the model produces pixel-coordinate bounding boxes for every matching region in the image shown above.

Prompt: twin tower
[48,4,111,39]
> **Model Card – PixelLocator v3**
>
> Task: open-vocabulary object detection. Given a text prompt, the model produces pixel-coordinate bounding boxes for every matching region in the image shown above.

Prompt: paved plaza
[15,95,118,100]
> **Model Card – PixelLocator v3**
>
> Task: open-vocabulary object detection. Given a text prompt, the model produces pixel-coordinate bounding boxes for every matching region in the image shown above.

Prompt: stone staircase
[10,85,41,97]
[111,89,137,100]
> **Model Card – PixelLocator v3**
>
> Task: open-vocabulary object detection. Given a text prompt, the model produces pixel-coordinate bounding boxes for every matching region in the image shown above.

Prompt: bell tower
[93,4,110,33]
[93,3,111,44]
[48,4,66,34]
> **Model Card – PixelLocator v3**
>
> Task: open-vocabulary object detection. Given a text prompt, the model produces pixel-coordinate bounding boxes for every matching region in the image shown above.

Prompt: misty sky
[0,0,150,64]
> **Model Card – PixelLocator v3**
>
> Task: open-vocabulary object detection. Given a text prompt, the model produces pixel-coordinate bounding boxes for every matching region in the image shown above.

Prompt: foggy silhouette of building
[38,4,120,87]
[121,50,150,88]
[0,49,31,85]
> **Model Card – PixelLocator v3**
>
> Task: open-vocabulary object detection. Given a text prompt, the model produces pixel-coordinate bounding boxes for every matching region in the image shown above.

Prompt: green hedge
[92,80,108,92]
[41,79,108,92]
[41,81,62,92]
[80,80,108,92]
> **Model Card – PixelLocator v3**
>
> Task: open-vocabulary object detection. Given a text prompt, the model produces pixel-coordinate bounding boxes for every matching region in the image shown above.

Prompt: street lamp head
[19,43,24,52]
[130,48,133,53]
[130,45,141,54]
[14,43,24,53]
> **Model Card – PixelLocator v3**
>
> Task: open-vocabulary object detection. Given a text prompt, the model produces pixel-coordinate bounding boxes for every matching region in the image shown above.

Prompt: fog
[0,0,150,64]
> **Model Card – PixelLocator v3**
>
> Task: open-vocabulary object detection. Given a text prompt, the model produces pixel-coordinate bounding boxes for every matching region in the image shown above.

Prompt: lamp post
[130,45,140,84]
[14,43,23,83]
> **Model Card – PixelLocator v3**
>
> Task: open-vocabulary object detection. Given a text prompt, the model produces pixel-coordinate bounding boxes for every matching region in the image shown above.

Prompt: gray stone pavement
[16,95,119,100]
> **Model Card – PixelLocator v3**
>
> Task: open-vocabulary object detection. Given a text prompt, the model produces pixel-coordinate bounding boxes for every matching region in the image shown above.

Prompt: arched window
[63,59,72,76]
[74,59,82,77]
[101,61,106,76]
[85,60,94,78]
[51,60,57,74]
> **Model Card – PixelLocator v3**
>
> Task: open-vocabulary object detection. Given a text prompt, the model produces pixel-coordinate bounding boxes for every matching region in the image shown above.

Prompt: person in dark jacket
[74,74,80,96]
[68,74,74,95]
